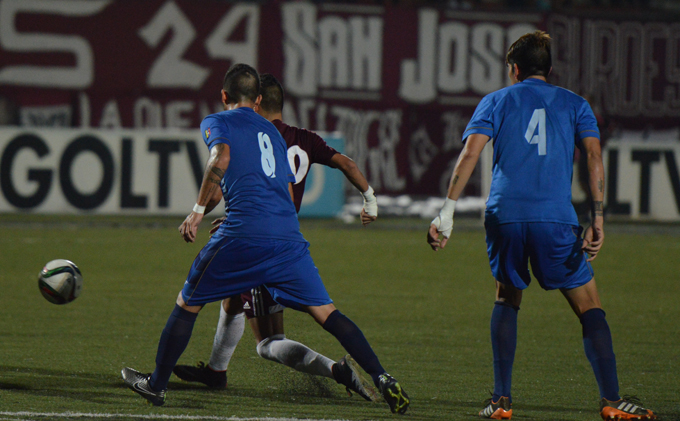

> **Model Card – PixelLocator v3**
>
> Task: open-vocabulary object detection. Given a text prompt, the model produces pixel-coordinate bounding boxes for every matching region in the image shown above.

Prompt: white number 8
[525,108,547,156]
[258,132,276,178]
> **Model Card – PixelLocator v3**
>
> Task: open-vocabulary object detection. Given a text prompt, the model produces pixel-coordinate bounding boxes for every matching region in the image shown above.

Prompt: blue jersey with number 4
[200,107,304,242]
[463,78,600,225]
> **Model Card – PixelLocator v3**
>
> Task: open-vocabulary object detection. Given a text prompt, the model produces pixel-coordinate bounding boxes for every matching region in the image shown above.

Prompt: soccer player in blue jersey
[427,32,656,420]
[173,74,380,402]
[121,64,409,414]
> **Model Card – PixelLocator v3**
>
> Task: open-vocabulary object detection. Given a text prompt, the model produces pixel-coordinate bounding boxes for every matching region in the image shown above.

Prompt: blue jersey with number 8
[200,107,304,242]
[463,78,600,225]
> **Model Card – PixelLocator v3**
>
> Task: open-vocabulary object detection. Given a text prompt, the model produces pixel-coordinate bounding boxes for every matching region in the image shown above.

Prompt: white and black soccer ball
[38,259,83,305]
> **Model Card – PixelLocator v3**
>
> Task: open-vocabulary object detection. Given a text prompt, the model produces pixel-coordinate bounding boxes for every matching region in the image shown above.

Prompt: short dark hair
[258,74,284,113]
[506,31,552,81]
[222,63,260,104]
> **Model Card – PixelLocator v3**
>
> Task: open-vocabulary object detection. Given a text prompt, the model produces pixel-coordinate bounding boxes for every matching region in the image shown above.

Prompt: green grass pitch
[0,215,677,420]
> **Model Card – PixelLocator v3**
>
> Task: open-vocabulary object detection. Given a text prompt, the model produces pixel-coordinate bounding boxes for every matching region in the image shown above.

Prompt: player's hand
[360,186,377,226]
[428,216,452,251]
[179,212,204,243]
[209,216,226,236]
[582,220,604,261]
[360,209,377,226]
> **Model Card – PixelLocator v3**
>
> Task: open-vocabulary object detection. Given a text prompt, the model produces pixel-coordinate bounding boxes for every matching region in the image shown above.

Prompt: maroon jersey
[273,119,339,212]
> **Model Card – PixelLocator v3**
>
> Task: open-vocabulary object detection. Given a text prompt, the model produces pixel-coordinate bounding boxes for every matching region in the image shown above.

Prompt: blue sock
[149,304,198,391]
[323,310,385,386]
[580,308,619,401]
[491,301,518,403]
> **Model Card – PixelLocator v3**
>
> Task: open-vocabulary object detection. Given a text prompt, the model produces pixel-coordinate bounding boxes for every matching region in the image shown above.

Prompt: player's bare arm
[581,136,605,261]
[180,143,231,243]
[329,154,377,226]
[428,133,488,251]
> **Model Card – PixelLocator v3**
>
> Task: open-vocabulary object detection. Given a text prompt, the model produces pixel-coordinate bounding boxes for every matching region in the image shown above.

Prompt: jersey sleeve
[462,94,496,143]
[576,100,601,143]
[304,129,339,165]
[200,115,231,149]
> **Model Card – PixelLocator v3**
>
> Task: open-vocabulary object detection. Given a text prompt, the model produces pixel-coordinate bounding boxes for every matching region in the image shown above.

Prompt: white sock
[207,306,245,371]
[256,334,335,379]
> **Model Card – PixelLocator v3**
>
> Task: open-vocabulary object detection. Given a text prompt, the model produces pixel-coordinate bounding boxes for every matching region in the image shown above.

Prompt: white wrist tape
[361,186,378,217]
[431,198,456,238]
[192,203,206,214]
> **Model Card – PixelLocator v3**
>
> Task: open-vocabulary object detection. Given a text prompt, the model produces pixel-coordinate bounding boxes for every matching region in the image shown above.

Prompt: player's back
[273,120,339,213]
[200,107,303,242]
[481,79,599,225]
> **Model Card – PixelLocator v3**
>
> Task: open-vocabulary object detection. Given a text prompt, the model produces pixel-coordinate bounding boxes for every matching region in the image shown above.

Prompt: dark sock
[150,304,198,391]
[491,301,518,403]
[580,308,619,401]
[323,310,385,386]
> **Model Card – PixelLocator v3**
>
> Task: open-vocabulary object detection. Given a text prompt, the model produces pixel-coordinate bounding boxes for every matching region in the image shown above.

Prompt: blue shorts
[181,232,332,309]
[485,222,594,291]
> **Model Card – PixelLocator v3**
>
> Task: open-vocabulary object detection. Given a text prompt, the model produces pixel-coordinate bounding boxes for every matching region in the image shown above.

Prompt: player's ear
[221,89,228,106]
[255,94,262,107]
[513,63,521,82]
[547,66,553,77]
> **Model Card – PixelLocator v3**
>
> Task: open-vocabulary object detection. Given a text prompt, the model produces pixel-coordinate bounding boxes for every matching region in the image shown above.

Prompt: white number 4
[525,108,546,156]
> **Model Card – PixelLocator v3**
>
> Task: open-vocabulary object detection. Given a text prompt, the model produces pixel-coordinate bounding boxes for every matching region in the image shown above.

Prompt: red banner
[1,0,677,196]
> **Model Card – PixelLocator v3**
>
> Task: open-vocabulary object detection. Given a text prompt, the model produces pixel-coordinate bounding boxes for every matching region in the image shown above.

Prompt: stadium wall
[1,1,679,211]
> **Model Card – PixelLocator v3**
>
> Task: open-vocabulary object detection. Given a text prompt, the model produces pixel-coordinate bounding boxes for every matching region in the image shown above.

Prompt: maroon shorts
[240,286,285,319]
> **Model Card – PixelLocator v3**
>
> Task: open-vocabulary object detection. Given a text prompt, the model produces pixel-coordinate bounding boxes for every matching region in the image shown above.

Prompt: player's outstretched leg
[320,309,410,414]
[257,334,335,377]
[121,367,166,406]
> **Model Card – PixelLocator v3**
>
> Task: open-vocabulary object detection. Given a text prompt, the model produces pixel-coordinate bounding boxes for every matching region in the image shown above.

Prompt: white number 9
[258,132,276,178]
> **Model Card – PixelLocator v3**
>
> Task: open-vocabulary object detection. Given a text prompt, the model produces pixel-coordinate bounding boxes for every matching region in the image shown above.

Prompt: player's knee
[256,334,286,360]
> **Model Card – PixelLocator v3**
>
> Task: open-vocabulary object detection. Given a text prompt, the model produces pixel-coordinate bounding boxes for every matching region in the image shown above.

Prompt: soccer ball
[38,259,83,305]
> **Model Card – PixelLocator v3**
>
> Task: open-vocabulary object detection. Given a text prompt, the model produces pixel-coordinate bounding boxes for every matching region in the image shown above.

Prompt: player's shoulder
[550,83,588,103]
[273,119,325,146]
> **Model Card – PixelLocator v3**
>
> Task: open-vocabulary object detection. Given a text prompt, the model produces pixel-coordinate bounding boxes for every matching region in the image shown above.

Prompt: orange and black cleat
[600,396,657,420]
[479,396,512,419]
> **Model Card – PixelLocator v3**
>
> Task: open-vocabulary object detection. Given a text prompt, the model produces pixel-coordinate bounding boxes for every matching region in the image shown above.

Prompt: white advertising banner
[0,128,209,215]
[1,129,679,221]
[604,141,680,221]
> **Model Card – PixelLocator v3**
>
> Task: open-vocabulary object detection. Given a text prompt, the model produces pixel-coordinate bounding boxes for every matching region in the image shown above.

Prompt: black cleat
[479,396,512,419]
[332,355,379,402]
[121,367,166,406]
[600,396,657,420]
[172,361,227,389]
[378,373,410,414]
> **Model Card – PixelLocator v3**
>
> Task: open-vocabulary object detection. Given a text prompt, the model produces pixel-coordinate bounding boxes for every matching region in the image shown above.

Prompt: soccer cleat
[121,367,166,406]
[599,396,657,420]
[479,396,512,419]
[172,361,227,389]
[378,373,410,414]
[332,355,380,402]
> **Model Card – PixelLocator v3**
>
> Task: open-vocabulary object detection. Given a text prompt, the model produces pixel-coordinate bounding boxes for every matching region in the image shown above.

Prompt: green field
[0,216,677,420]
